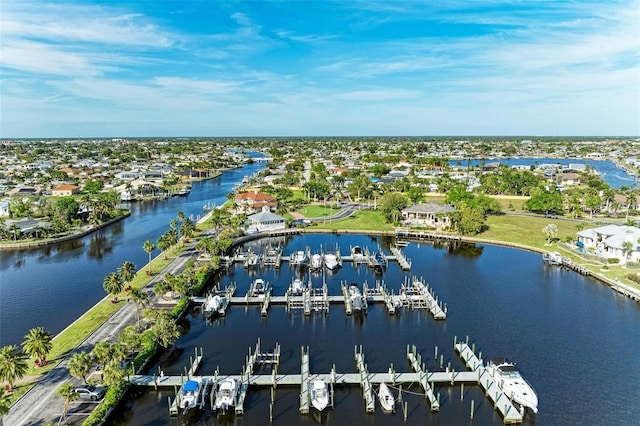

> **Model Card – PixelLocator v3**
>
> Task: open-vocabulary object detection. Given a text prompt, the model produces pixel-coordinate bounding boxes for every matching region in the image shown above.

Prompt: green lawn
[480,214,578,250]
[312,210,395,232]
[299,205,340,218]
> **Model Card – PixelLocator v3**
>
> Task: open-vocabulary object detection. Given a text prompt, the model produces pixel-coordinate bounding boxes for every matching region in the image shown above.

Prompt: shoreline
[0,212,131,251]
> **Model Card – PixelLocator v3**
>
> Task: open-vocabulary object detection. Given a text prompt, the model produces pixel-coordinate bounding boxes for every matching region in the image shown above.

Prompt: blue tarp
[183,380,198,392]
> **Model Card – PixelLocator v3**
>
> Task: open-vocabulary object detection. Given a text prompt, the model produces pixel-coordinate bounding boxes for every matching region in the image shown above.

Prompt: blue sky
[1,0,638,137]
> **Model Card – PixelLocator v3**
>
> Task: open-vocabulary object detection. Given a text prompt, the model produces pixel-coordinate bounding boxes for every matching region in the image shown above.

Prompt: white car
[74,385,106,401]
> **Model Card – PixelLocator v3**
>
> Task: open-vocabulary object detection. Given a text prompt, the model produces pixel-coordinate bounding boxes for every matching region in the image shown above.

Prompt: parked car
[74,385,106,401]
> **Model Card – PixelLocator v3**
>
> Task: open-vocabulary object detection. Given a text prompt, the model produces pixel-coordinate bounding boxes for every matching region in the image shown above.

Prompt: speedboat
[350,284,364,311]
[310,253,323,271]
[486,358,538,414]
[177,186,191,196]
[214,378,238,413]
[203,294,222,317]
[310,380,329,411]
[177,378,207,412]
[351,245,364,260]
[292,250,308,267]
[378,382,395,413]
[249,278,270,298]
[289,278,304,295]
[323,252,340,271]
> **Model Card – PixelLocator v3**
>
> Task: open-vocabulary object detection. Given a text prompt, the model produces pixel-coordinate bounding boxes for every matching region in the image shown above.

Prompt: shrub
[607,258,620,264]
[625,273,640,284]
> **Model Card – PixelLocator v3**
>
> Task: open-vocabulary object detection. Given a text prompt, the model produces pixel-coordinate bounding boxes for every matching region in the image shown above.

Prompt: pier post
[434,345,438,360]
[461,383,464,400]
[454,335,457,346]
[470,399,475,419]
[404,402,408,421]
[153,373,157,390]
[440,354,443,369]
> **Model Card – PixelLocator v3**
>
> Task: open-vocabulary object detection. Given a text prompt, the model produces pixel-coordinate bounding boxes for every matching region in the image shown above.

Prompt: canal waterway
[0,160,265,347]
[107,234,640,426]
[449,158,635,189]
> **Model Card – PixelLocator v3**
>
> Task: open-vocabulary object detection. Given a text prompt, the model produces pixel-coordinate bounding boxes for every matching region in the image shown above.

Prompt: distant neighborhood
[1,136,640,245]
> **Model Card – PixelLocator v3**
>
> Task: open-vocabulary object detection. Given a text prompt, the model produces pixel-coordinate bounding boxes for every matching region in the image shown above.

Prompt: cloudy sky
[1,0,638,138]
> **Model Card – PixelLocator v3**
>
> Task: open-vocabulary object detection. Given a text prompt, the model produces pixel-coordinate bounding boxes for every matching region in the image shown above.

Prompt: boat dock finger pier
[193,275,446,319]
[131,336,526,423]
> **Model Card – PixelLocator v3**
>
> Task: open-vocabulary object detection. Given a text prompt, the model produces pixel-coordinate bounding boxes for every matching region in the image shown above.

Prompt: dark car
[74,385,106,401]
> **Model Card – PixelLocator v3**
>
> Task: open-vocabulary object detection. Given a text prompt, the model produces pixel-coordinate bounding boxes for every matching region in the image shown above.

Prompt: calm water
[449,158,635,189]
[0,161,265,347]
[108,234,640,426]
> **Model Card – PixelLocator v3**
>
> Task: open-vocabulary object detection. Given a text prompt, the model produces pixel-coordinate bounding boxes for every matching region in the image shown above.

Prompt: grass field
[299,205,340,218]
[481,214,578,250]
[311,210,395,232]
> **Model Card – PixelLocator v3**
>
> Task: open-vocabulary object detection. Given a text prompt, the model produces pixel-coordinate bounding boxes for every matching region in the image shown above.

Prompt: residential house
[245,206,286,234]
[235,191,277,214]
[51,184,81,196]
[577,224,640,264]
[401,202,456,230]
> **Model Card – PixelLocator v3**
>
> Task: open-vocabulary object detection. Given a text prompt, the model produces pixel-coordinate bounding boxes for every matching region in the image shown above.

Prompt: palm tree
[103,272,124,303]
[622,241,633,262]
[129,288,149,328]
[21,327,53,367]
[542,223,558,245]
[156,233,171,260]
[92,341,113,371]
[143,240,155,275]
[67,352,92,384]
[118,261,136,291]
[0,345,29,392]
[102,361,125,386]
[179,218,195,242]
[56,381,78,422]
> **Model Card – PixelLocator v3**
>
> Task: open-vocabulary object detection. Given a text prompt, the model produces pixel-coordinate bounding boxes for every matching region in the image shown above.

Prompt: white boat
[542,251,563,265]
[323,252,340,271]
[214,378,238,412]
[486,358,538,414]
[292,250,308,266]
[310,253,323,271]
[289,278,304,295]
[177,186,191,196]
[349,284,365,311]
[249,278,270,298]
[120,190,133,202]
[310,380,330,411]
[203,293,227,317]
[177,378,207,412]
[378,382,395,413]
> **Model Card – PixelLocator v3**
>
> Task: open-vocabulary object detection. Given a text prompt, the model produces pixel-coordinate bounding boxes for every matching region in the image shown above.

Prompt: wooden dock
[193,276,446,319]
[131,338,529,423]
[454,338,524,424]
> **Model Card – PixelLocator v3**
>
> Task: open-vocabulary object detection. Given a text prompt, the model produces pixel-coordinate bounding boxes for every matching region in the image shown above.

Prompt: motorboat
[351,245,364,260]
[214,378,238,413]
[249,278,271,298]
[323,252,340,271]
[485,358,538,414]
[349,284,365,311]
[177,186,191,196]
[177,378,208,412]
[203,294,222,317]
[310,379,330,412]
[378,382,395,413]
[289,278,304,295]
[310,253,323,271]
[292,250,309,267]
[372,251,386,274]
[542,251,563,265]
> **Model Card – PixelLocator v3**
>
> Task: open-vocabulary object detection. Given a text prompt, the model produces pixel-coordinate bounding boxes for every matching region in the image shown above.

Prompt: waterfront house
[401,202,456,230]
[235,191,277,214]
[576,224,640,264]
[245,206,286,234]
[51,184,81,196]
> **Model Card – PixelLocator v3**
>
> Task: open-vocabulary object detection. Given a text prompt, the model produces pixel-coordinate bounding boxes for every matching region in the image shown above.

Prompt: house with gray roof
[245,206,286,235]
[577,224,640,264]
[401,202,456,231]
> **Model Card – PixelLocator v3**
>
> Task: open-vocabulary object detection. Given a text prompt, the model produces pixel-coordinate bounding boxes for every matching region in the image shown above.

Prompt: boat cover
[183,380,199,392]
